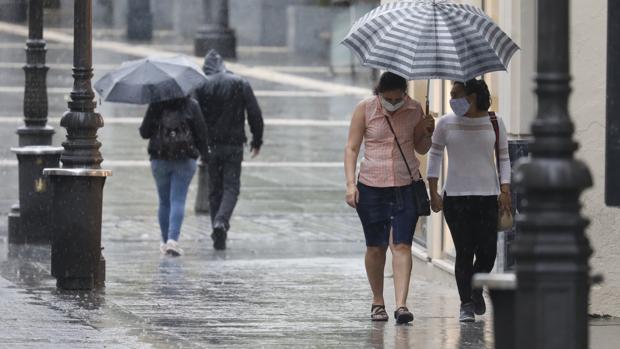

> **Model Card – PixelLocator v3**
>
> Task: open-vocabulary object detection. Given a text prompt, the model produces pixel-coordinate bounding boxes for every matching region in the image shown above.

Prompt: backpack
[155,105,197,159]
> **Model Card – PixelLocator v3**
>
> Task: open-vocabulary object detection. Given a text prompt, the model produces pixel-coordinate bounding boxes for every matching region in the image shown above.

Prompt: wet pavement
[0,10,618,349]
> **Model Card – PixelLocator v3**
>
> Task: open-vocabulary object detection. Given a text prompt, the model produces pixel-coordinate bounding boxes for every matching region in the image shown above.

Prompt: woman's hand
[430,192,443,212]
[499,191,512,214]
[423,114,436,135]
[345,183,359,208]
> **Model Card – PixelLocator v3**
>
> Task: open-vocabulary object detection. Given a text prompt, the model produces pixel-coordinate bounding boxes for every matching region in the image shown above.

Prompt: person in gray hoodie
[195,50,264,250]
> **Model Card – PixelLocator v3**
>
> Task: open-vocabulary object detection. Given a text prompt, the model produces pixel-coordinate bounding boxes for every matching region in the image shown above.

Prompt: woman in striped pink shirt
[344,72,435,323]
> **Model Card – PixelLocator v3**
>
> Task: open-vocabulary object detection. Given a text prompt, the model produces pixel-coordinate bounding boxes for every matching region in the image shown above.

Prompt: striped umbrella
[341,0,520,82]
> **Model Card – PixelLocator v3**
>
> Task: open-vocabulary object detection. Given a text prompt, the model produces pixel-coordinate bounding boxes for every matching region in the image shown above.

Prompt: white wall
[569,0,620,316]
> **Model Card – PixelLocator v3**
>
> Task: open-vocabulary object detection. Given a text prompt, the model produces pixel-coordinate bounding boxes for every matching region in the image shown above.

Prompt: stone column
[127,0,153,41]
[513,0,593,348]
[44,0,60,9]
[43,0,112,290]
[194,0,236,58]
[0,0,27,22]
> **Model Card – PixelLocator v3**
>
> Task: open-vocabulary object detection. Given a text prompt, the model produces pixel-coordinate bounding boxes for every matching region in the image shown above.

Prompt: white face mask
[381,96,405,112]
[449,97,471,116]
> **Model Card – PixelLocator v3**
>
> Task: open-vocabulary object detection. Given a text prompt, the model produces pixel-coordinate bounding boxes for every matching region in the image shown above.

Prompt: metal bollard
[194,161,210,214]
[473,273,517,349]
[45,169,110,288]
[7,204,20,244]
[10,146,63,244]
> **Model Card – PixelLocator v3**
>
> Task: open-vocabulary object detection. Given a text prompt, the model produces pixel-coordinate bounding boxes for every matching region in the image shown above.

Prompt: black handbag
[383,115,431,216]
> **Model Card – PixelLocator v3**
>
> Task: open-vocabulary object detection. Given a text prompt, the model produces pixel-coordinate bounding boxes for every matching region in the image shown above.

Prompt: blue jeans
[151,159,197,242]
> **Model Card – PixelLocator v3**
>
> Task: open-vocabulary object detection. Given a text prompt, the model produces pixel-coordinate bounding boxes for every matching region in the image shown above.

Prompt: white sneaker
[160,242,167,255]
[165,239,183,257]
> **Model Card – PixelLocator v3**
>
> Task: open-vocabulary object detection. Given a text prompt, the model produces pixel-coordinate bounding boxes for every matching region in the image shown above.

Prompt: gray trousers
[208,145,243,231]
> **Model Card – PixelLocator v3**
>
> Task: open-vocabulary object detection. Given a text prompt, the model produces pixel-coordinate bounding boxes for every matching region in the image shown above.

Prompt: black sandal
[394,306,414,324]
[371,304,389,322]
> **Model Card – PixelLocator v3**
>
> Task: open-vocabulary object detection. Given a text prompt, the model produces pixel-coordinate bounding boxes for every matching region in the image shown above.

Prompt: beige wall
[569,0,619,316]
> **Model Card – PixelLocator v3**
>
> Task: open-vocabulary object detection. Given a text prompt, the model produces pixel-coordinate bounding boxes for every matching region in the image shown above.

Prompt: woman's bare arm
[344,102,366,187]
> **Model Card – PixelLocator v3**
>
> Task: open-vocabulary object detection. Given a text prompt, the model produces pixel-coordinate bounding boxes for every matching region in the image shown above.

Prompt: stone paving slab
[0,272,150,348]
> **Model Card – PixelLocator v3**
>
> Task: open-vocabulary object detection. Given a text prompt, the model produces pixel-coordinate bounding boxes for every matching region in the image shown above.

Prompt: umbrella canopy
[94,55,207,104]
[341,0,519,81]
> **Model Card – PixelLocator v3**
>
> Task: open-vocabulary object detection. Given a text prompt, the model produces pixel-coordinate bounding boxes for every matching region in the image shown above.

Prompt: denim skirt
[355,182,419,246]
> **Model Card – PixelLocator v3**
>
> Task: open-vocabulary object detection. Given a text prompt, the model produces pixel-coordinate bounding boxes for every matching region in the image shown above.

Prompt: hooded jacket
[195,50,264,149]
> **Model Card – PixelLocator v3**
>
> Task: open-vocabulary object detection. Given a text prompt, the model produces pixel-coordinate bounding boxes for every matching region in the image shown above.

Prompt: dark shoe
[460,302,475,322]
[472,290,486,315]
[394,306,414,324]
[371,304,389,322]
[211,225,227,250]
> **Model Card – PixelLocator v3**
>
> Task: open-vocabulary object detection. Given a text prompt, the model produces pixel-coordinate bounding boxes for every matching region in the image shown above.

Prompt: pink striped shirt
[358,96,427,188]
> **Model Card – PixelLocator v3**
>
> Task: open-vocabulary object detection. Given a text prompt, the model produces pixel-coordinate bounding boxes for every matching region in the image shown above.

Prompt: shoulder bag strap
[489,111,501,176]
[383,115,419,183]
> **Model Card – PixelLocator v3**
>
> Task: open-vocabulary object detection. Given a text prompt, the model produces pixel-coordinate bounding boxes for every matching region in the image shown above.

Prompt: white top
[427,113,511,196]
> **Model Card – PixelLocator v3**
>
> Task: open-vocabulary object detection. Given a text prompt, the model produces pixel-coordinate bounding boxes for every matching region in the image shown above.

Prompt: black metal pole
[126,0,153,41]
[194,0,236,58]
[606,0,620,206]
[43,0,111,290]
[513,0,593,348]
[18,0,54,147]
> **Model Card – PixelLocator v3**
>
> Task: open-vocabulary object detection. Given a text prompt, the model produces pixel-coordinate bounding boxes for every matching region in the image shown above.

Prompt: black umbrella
[94,55,207,104]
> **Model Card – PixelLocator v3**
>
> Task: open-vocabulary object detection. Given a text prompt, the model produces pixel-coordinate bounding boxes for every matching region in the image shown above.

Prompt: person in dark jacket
[195,49,264,250]
[140,97,208,256]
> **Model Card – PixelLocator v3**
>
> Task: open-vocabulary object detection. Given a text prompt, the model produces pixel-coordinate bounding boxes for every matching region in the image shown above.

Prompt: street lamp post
[7,0,62,245]
[512,0,593,348]
[43,0,112,290]
[126,0,153,41]
[194,0,236,58]
[19,0,54,147]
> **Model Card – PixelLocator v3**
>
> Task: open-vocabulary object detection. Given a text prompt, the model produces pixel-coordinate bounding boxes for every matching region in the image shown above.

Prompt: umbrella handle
[425,79,431,116]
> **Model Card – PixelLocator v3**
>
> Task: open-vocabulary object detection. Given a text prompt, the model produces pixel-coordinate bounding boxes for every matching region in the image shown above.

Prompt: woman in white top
[427,79,512,322]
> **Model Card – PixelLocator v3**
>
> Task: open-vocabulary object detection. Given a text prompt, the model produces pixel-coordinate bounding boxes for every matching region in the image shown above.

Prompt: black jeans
[443,195,498,304]
[207,145,243,231]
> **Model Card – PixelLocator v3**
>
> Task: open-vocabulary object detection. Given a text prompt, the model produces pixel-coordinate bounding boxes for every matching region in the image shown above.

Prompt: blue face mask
[450,97,471,116]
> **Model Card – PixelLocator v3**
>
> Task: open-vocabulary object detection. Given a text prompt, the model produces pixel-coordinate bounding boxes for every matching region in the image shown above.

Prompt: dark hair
[454,79,491,111]
[373,71,408,95]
